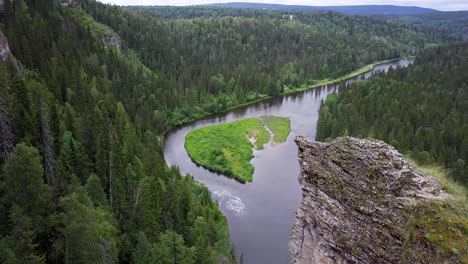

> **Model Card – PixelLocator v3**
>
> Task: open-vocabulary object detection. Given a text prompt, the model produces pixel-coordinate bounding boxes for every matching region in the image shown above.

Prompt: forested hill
[379,11,468,41]
[316,43,468,187]
[88,3,440,127]
[0,0,234,262]
[0,0,459,262]
[202,3,438,15]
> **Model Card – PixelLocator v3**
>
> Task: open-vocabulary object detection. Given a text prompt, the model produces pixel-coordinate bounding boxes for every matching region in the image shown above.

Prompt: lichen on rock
[290,136,453,264]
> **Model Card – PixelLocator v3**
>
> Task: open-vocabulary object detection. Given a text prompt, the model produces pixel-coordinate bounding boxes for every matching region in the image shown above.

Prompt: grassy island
[185,116,291,182]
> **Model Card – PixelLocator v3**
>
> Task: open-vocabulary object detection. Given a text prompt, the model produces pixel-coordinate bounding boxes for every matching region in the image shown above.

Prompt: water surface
[164,59,413,264]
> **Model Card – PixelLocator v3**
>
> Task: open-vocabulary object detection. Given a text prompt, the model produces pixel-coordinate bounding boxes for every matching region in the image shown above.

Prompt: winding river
[164,59,413,264]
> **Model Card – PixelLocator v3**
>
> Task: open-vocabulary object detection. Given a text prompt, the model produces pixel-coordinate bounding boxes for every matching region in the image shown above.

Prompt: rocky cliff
[0,33,11,62]
[290,136,452,264]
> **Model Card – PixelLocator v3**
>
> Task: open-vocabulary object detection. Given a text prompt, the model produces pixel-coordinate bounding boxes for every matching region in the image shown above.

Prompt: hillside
[317,43,468,187]
[0,0,234,262]
[0,0,464,263]
[202,3,438,15]
[379,11,468,40]
[90,3,440,127]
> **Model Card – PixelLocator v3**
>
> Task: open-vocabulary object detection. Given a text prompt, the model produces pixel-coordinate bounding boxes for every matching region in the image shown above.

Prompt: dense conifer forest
[317,43,468,187]
[380,11,468,41]
[0,0,233,262]
[0,0,466,262]
[83,3,439,127]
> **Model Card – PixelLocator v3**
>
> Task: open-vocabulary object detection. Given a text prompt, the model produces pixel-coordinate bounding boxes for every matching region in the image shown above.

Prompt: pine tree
[155,230,195,264]
[85,173,107,207]
[1,144,52,230]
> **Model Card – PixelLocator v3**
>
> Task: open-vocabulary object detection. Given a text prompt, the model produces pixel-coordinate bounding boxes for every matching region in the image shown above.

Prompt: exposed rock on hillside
[0,0,4,16]
[104,33,120,49]
[60,0,79,7]
[290,136,450,264]
[0,33,11,62]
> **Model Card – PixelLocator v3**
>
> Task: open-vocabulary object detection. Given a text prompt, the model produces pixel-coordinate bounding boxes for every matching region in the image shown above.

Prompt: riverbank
[161,58,408,144]
[163,59,414,264]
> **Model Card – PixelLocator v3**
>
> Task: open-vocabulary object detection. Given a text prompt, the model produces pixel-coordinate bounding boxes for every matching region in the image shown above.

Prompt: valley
[0,0,467,263]
[165,59,413,263]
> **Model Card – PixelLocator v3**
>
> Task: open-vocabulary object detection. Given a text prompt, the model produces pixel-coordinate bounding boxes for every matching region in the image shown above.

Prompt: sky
[97,0,468,11]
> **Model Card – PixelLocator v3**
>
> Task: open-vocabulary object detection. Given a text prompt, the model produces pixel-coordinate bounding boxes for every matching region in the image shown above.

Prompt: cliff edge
[290,136,460,264]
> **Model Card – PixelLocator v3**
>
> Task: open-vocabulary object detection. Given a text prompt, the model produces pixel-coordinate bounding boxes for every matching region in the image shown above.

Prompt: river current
[164,59,413,264]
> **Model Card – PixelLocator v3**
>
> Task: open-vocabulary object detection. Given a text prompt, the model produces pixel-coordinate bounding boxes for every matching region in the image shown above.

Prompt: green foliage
[260,115,291,143]
[0,206,46,264]
[80,1,441,129]
[155,230,196,264]
[185,118,269,182]
[85,174,108,207]
[408,202,468,262]
[0,0,460,262]
[185,116,290,182]
[402,162,468,263]
[0,0,235,263]
[381,11,468,41]
[53,188,117,263]
[1,144,52,230]
[317,43,468,187]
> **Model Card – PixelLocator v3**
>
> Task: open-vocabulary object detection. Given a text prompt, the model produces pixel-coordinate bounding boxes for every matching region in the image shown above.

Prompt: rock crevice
[290,136,448,264]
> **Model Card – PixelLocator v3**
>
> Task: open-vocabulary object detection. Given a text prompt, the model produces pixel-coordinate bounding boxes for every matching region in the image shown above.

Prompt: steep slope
[291,136,466,263]
[85,2,440,126]
[0,0,234,263]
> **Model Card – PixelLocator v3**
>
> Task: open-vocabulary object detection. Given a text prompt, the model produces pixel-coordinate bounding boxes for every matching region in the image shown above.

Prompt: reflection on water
[163,59,413,264]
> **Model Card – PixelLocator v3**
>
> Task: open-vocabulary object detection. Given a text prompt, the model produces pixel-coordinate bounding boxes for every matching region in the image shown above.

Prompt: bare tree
[39,96,56,188]
[0,86,14,160]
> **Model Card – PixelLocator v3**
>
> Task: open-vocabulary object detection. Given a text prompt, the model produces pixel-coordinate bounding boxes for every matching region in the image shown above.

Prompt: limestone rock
[290,136,448,264]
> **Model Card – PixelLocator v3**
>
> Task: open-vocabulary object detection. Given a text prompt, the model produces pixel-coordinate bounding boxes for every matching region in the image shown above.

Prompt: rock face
[0,0,4,16]
[290,136,448,264]
[60,0,79,7]
[103,33,120,49]
[0,32,11,62]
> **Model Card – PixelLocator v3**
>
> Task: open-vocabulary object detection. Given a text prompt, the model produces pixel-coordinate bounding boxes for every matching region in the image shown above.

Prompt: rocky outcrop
[290,136,448,264]
[103,33,120,49]
[60,0,79,7]
[0,33,11,62]
[0,0,5,16]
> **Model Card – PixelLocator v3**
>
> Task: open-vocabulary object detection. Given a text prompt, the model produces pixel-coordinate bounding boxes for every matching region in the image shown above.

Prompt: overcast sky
[97,0,467,11]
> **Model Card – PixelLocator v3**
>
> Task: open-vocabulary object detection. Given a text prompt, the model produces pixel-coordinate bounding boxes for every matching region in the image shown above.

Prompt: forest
[379,11,468,41]
[0,0,466,262]
[0,0,233,263]
[316,43,468,187]
[83,2,441,128]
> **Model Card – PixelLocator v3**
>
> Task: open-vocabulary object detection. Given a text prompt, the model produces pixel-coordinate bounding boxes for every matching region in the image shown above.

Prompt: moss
[402,161,468,263]
[403,201,468,263]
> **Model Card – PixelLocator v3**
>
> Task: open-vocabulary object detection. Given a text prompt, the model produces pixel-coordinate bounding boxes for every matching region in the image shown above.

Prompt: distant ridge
[202,2,439,15]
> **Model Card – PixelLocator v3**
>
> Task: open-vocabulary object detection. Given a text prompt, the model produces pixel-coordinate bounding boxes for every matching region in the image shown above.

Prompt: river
[163,59,413,264]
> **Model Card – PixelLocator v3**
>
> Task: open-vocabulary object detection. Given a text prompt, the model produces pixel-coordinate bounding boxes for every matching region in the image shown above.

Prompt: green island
[185,116,291,182]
